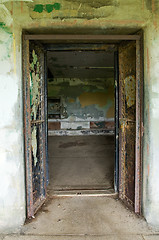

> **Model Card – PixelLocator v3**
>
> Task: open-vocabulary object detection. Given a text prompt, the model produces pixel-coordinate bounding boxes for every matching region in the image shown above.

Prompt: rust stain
[21,1,23,13]
[79,92,108,108]
[10,1,13,15]
[124,75,136,108]
[147,164,150,177]
[153,15,158,29]
[152,0,155,13]
[142,0,144,10]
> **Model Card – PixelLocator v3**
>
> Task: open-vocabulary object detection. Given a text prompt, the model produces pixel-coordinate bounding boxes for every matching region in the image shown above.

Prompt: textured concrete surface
[143,236,159,240]
[48,136,114,190]
[2,196,159,240]
[1,235,147,240]
[21,196,153,236]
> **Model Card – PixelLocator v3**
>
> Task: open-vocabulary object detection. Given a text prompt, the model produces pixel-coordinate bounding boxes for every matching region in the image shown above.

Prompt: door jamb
[23,33,143,214]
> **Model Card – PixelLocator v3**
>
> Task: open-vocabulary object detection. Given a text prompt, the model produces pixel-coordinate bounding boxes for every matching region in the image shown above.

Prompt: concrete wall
[48,77,114,129]
[143,15,159,227]
[0,16,25,233]
[0,0,159,232]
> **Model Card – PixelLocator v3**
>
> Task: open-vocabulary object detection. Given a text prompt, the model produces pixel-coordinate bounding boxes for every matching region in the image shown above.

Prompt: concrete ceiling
[47,50,114,79]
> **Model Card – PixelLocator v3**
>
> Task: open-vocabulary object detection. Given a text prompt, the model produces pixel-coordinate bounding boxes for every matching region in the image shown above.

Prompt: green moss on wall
[0,22,12,35]
[34,3,61,13]
[33,4,44,13]
[46,4,54,13]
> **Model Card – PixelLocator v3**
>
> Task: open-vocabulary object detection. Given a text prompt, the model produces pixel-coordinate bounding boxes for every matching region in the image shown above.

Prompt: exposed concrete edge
[48,129,115,136]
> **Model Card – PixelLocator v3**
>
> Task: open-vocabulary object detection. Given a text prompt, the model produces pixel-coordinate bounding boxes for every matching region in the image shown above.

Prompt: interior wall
[0,0,159,232]
[47,50,115,131]
[48,77,114,130]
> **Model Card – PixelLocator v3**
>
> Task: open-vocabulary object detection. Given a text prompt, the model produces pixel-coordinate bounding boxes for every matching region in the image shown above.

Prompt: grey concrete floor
[48,135,115,191]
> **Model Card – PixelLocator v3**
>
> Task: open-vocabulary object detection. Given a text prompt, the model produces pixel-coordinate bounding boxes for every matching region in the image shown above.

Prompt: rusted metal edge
[118,44,125,200]
[40,49,47,200]
[135,39,142,214]
[24,34,141,41]
[45,43,117,51]
[118,41,136,209]
[23,37,34,218]
[33,196,46,217]
[114,51,119,193]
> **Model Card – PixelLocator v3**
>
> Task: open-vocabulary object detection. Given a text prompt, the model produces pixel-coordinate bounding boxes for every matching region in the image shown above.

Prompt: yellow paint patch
[79,92,108,108]
[68,98,75,103]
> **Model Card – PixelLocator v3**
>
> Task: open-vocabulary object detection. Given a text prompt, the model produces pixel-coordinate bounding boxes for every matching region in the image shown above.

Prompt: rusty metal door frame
[23,33,143,215]
[23,38,47,218]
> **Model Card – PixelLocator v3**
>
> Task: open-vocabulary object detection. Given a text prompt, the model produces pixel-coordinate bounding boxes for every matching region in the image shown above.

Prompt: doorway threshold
[48,189,117,197]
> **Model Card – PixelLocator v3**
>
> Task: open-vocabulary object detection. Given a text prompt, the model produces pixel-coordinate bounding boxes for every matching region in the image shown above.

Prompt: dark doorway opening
[46,47,116,194]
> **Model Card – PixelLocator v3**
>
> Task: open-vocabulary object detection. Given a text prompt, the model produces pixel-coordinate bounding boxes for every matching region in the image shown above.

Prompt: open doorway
[23,34,142,219]
[47,48,116,194]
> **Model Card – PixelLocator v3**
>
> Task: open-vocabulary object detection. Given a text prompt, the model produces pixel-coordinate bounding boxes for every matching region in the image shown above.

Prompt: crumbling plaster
[0,0,159,232]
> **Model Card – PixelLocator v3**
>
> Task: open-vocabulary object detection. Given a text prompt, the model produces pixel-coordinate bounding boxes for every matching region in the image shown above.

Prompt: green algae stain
[34,3,61,13]
[0,22,12,35]
[46,3,61,13]
[53,3,61,10]
[34,4,44,13]
[46,4,54,13]
[0,22,5,27]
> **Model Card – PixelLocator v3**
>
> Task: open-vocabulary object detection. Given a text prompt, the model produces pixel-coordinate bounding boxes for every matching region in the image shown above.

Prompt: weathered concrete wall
[48,77,114,128]
[142,12,159,227]
[0,21,25,232]
[0,0,159,232]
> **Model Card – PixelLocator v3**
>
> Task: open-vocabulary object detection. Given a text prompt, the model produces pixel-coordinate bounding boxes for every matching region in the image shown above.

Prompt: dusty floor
[48,135,114,192]
[3,195,159,240]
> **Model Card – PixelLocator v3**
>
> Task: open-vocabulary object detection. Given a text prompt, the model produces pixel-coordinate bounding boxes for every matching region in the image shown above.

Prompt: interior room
[47,47,116,194]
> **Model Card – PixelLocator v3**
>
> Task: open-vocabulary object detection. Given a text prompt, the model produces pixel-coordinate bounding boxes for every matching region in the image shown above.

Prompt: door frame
[23,33,143,215]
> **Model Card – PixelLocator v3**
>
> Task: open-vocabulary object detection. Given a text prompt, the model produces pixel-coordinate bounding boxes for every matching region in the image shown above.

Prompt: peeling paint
[124,75,136,108]
[79,92,111,108]
[48,78,114,121]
